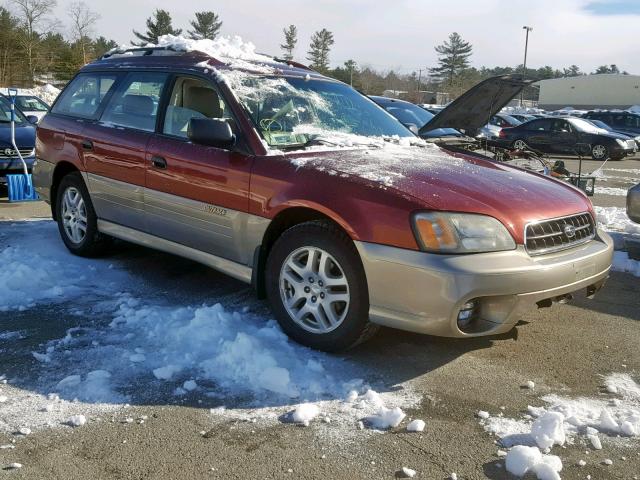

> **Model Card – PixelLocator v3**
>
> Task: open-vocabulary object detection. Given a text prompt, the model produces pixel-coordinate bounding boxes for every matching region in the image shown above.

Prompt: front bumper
[355,229,614,337]
[0,157,36,183]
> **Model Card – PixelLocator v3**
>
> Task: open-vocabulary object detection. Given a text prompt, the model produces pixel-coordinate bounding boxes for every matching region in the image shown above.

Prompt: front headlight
[412,212,516,253]
[616,139,626,148]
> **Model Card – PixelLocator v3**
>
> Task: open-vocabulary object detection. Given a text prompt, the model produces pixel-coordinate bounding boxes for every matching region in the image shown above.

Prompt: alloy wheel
[279,246,350,334]
[61,186,88,244]
[592,144,607,159]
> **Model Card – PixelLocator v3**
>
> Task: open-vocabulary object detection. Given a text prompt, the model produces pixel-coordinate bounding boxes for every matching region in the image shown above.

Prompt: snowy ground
[0,221,420,441]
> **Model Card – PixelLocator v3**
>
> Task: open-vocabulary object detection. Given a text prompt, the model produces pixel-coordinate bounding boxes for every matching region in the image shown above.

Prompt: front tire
[55,172,110,257]
[591,144,609,160]
[265,221,377,352]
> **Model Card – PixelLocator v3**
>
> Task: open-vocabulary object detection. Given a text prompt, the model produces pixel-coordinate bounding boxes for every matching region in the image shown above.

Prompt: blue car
[0,94,37,184]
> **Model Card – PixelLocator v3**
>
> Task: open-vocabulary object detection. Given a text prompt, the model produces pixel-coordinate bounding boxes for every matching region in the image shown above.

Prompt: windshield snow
[224,74,413,149]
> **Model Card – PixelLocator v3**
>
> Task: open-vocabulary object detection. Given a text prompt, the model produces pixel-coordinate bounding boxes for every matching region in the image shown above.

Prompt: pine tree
[93,36,118,58]
[280,25,297,61]
[188,11,222,40]
[307,28,334,73]
[429,32,473,86]
[132,9,182,46]
[593,64,620,74]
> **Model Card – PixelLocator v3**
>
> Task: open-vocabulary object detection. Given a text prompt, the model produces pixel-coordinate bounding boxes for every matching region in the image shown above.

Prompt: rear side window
[100,72,168,132]
[528,119,552,131]
[52,73,118,118]
[624,114,640,129]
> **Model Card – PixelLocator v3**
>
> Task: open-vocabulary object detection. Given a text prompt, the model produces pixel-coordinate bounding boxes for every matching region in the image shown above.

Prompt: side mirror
[187,118,235,149]
[403,123,419,135]
[27,115,39,124]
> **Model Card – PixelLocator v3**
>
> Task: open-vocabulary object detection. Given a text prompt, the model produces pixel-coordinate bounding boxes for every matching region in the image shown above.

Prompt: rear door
[82,71,168,228]
[144,74,254,264]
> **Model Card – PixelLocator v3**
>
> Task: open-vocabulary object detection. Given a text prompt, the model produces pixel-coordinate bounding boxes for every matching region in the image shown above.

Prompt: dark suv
[583,110,640,137]
[33,44,612,351]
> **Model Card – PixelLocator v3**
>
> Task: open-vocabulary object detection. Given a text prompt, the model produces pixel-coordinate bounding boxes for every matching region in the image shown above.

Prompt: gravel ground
[1,156,639,479]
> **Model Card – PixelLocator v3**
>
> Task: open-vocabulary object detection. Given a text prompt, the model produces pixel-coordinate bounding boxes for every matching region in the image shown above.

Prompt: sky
[45,0,640,75]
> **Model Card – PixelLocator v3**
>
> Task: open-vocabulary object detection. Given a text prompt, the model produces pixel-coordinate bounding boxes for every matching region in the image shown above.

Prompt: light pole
[521,26,533,107]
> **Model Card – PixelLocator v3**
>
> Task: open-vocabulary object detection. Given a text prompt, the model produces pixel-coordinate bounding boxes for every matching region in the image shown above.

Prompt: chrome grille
[525,212,595,255]
[0,148,35,159]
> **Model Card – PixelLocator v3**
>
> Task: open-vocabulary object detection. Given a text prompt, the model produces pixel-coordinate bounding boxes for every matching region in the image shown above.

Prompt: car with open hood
[0,94,37,184]
[33,38,613,351]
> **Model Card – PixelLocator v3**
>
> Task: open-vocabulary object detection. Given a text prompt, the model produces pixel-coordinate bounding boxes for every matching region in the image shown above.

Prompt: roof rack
[101,46,187,60]
[267,56,313,71]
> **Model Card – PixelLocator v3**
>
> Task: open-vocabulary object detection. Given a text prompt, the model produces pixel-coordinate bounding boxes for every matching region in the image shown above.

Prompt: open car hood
[420,75,537,135]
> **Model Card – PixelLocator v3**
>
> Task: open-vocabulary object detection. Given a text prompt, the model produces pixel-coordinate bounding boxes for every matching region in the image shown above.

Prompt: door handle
[81,139,93,150]
[151,155,167,169]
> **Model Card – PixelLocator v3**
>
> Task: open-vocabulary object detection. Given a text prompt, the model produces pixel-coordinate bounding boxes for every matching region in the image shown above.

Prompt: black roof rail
[101,46,187,60]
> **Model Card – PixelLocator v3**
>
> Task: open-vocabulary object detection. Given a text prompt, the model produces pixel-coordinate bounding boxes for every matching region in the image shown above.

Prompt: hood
[0,124,36,149]
[420,75,537,135]
[285,144,592,244]
[602,130,635,141]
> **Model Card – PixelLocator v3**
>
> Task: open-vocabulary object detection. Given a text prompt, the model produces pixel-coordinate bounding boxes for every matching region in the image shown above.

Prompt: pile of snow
[612,251,640,277]
[0,220,419,436]
[110,34,280,73]
[0,221,128,310]
[481,372,640,451]
[1,84,61,105]
[406,419,425,432]
[291,403,320,426]
[595,206,640,235]
[506,446,562,480]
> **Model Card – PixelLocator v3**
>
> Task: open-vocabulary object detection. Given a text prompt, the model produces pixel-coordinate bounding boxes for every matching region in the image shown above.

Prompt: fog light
[457,300,480,330]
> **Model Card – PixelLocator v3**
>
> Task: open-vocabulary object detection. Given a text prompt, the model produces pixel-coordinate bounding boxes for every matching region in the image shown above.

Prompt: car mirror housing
[187,118,236,149]
[27,115,39,124]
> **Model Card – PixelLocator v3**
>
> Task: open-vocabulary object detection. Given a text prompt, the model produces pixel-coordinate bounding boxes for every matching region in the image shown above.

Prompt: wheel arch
[50,161,81,220]
[252,206,355,298]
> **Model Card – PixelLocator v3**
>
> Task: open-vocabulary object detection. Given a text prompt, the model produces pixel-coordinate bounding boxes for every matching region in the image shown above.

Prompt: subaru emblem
[563,224,576,239]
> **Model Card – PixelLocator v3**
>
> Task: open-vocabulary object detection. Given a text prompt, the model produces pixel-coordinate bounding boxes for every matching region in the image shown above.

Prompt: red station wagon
[33,44,614,351]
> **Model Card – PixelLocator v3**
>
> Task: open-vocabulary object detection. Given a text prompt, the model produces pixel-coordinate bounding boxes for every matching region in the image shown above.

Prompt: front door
[145,75,253,264]
[83,71,168,228]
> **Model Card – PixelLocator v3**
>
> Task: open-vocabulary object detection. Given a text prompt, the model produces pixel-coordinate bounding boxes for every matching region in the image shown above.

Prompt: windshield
[383,102,432,126]
[225,74,413,149]
[0,97,27,124]
[589,119,612,131]
[501,115,522,126]
[16,96,49,112]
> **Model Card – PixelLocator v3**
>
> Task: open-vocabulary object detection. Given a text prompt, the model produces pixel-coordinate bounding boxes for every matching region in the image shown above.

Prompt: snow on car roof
[103,34,306,75]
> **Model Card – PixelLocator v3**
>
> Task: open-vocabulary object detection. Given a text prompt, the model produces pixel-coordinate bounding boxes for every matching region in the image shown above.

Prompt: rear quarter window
[52,73,119,119]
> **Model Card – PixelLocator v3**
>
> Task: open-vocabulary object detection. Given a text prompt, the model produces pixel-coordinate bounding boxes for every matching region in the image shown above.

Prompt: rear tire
[265,220,377,352]
[55,172,111,257]
[591,144,609,160]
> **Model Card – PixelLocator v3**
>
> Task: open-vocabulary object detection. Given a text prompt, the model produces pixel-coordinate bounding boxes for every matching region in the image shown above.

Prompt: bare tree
[9,0,57,84]
[68,1,99,64]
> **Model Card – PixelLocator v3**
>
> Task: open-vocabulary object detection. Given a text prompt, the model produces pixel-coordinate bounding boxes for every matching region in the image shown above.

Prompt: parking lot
[0,156,638,479]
